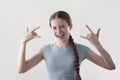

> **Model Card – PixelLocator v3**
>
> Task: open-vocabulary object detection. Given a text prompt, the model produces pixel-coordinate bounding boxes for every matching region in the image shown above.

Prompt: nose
[56,27,61,33]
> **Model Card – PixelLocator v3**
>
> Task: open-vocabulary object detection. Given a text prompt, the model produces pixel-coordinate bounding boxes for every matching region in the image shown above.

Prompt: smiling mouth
[56,34,65,39]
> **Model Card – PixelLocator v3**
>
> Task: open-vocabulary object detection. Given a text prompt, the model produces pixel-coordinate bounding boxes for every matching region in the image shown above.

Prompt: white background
[0,0,120,80]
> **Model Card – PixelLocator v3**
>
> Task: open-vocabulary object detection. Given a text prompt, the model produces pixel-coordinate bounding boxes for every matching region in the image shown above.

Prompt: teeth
[57,34,64,37]
[58,34,63,36]
[56,34,64,38]
[57,34,63,36]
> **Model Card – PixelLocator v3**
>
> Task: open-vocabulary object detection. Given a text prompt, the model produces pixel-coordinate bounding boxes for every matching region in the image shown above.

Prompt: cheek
[63,30,69,37]
[64,28,69,33]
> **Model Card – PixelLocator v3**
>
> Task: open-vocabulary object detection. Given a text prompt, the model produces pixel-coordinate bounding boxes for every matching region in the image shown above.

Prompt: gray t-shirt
[40,43,90,80]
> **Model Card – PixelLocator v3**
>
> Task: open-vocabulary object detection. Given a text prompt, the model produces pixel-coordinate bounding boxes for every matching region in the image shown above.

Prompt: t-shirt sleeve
[39,45,47,58]
[39,44,51,60]
[76,43,90,62]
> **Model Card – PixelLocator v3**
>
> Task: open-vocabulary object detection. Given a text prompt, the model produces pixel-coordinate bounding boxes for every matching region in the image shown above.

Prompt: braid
[69,35,82,80]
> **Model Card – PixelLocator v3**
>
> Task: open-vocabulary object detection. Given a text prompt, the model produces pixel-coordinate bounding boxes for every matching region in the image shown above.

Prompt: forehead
[50,18,67,27]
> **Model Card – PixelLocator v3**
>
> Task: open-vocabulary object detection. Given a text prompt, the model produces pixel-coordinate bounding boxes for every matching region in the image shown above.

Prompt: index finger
[31,26,40,32]
[86,25,94,33]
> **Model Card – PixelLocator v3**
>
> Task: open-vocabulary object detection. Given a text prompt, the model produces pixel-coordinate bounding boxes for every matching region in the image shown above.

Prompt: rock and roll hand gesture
[80,25,101,46]
[22,26,41,43]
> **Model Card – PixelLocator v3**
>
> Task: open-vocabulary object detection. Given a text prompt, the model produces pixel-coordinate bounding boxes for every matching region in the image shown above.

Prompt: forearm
[95,42,116,69]
[17,41,27,73]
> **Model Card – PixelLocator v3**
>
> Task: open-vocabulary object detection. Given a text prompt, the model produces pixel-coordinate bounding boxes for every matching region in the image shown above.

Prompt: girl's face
[50,18,71,42]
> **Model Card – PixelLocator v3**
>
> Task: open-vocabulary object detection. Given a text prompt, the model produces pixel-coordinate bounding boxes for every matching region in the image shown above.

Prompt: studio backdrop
[0,0,119,80]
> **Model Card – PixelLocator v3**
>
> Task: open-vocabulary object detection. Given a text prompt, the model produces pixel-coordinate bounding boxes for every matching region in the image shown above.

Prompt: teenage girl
[17,11,115,80]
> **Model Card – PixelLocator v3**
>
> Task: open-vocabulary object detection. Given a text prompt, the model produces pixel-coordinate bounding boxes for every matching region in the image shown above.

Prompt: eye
[61,25,65,28]
[52,26,56,30]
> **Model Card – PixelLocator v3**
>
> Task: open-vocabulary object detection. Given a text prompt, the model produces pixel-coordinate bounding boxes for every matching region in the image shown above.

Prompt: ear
[69,24,72,30]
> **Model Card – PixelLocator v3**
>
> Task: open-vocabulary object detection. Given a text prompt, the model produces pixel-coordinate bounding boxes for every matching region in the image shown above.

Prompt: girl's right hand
[22,26,41,43]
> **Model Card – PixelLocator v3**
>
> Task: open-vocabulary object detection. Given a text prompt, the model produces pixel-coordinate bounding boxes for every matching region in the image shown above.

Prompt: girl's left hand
[80,25,101,46]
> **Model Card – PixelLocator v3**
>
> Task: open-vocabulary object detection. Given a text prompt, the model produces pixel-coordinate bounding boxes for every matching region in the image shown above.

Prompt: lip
[56,34,65,39]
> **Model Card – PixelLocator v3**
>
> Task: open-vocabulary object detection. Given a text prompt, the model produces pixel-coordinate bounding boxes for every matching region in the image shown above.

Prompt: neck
[55,39,70,48]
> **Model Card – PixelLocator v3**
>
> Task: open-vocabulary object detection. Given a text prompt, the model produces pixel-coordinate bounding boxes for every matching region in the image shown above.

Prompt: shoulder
[74,43,90,61]
[40,43,53,51]
[75,43,89,50]
[41,44,50,48]
[39,43,54,57]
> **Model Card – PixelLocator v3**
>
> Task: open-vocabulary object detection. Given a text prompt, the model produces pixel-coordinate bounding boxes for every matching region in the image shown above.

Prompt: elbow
[109,66,116,70]
[17,65,27,73]
[18,69,26,74]
[18,70,25,74]
[107,65,116,70]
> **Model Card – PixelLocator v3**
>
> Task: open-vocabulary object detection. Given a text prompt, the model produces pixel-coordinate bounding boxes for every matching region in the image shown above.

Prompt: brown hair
[69,35,81,80]
[49,11,81,80]
[49,11,72,26]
